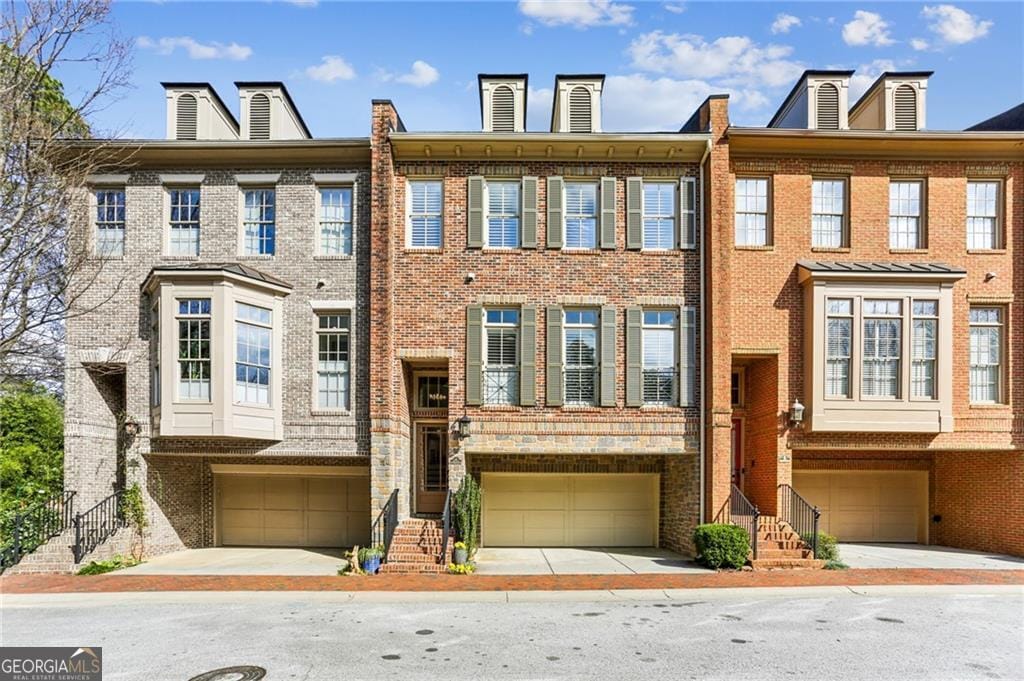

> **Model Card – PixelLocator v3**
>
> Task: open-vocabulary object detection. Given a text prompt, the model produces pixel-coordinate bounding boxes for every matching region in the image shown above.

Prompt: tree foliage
[0,383,64,513]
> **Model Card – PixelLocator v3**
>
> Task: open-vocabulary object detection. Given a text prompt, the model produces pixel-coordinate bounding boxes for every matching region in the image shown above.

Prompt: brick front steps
[378,518,453,575]
[751,517,825,570]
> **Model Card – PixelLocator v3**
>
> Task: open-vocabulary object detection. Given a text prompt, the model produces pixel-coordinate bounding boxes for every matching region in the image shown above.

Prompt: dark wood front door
[731,418,743,488]
[415,423,449,514]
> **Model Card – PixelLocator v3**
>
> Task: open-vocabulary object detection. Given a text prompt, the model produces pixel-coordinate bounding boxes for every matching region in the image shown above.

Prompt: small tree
[453,475,482,554]
[119,481,146,562]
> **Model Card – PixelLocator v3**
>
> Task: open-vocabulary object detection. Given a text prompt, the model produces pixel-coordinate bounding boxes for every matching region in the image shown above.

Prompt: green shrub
[800,531,839,561]
[76,555,139,575]
[693,524,750,569]
[824,559,849,570]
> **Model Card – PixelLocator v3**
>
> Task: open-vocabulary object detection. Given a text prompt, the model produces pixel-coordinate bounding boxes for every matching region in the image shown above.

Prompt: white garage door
[481,473,659,547]
[793,470,928,543]
[217,474,370,547]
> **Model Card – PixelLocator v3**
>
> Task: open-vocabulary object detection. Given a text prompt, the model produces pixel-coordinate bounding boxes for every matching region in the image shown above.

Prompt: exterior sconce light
[123,417,140,438]
[455,415,472,441]
[789,399,805,428]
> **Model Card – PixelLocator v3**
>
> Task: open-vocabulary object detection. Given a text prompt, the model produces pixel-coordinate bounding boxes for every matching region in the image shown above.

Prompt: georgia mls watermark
[0,647,102,681]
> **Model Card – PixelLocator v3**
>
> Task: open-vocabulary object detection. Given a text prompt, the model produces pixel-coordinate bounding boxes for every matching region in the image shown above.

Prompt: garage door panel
[220,477,262,508]
[264,478,304,510]
[308,478,345,512]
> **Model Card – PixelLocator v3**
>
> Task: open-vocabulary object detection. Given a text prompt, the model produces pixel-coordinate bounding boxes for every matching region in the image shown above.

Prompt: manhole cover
[188,666,267,681]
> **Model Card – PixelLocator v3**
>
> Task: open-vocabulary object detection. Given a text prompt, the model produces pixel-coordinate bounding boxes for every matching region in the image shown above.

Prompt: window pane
[811,180,845,247]
[889,182,921,249]
[643,183,675,250]
[565,183,597,248]
[969,307,1002,403]
[169,188,201,256]
[487,181,520,248]
[735,178,768,246]
[409,181,443,247]
[95,190,126,256]
[320,187,353,255]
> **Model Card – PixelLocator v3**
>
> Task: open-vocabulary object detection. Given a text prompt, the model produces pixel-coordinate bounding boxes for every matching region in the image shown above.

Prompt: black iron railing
[439,488,454,565]
[73,491,126,564]
[371,489,399,562]
[778,484,821,558]
[729,484,759,561]
[0,491,76,571]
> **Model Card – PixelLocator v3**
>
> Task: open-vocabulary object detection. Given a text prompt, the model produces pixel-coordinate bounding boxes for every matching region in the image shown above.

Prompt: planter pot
[362,555,381,574]
[453,548,469,565]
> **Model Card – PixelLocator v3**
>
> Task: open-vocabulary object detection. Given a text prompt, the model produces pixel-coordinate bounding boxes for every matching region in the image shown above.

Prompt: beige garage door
[481,473,659,547]
[793,470,927,543]
[217,475,370,547]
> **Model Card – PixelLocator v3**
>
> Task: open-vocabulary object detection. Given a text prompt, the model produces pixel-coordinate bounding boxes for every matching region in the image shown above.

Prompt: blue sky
[61,1,1022,137]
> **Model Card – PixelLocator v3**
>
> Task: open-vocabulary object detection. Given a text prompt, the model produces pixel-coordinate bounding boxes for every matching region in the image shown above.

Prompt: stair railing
[778,484,821,558]
[371,489,399,563]
[439,488,454,565]
[729,484,759,561]
[73,490,126,564]
[0,491,76,571]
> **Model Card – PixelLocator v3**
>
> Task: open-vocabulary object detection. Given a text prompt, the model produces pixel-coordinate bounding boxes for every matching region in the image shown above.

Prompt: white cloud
[628,31,803,88]
[771,13,802,34]
[518,0,634,28]
[527,86,554,130]
[849,59,897,100]
[283,0,317,6]
[603,74,767,131]
[910,38,930,51]
[922,4,992,45]
[380,60,440,87]
[304,55,356,83]
[663,3,685,14]
[842,10,894,46]
[136,35,252,60]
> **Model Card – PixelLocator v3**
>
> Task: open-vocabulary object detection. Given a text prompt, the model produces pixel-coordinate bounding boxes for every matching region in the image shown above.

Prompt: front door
[415,423,449,514]
[730,418,743,487]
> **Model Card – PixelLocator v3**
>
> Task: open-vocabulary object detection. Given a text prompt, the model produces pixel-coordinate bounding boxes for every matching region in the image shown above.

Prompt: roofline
[235,81,313,138]
[849,70,935,117]
[141,265,293,295]
[766,70,856,129]
[161,81,239,129]
[967,102,1024,131]
[477,74,530,131]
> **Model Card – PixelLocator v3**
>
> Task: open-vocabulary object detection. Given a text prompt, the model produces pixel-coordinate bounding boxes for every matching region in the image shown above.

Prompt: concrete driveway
[474,547,708,575]
[123,547,345,575]
[840,543,1024,570]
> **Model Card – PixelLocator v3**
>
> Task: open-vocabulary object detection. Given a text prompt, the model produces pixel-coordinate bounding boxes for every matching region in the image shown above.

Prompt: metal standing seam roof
[797,260,966,275]
[145,262,293,289]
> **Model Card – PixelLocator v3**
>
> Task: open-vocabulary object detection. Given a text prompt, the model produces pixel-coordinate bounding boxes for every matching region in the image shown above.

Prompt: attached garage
[793,470,928,543]
[215,466,370,548]
[481,473,659,547]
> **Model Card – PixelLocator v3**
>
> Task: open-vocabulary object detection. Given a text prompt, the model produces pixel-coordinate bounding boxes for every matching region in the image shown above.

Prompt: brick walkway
[2,569,1022,594]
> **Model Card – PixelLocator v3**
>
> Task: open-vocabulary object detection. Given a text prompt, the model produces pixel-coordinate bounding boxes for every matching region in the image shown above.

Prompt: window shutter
[815,84,840,130]
[893,85,917,131]
[600,177,616,249]
[680,306,696,406]
[176,94,198,140]
[625,307,643,406]
[467,176,484,248]
[547,176,564,249]
[545,305,563,406]
[465,306,483,406]
[600,306,617,407]
[626,177,643,250]
[249,93,271,140]
[520,306,537,406]
[521,177,538,248]
[679,177,696,249]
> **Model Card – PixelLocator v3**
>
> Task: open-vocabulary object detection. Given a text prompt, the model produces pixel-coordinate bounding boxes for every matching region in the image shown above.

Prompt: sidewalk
[2,568,1022,594]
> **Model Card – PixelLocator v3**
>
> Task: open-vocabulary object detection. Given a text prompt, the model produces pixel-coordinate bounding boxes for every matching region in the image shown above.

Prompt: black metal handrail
[439,488,454,565]
[73,491,127,564]
[371,489,399,562]
[778,484,821,558]
[729,484,759,561]
[0,491,76,571]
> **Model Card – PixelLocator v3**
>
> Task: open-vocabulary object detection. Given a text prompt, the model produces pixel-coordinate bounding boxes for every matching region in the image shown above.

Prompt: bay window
[177,298,211,400]
[825,299,852,398]
[862,299,901,398]
[235,303,272,405]
[911,301,938,399]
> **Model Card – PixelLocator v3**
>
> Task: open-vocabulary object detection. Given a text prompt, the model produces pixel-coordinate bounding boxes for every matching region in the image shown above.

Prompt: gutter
[698,137,711,525]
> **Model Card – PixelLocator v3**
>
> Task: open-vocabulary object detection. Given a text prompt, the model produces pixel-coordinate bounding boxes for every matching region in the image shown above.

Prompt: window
[564,182,598,249]
[862,299,901,398]
[235,303,272,405]
[642,310,677,406]
[812,179,846,248]
[408,180,442,248]
[486,181,520,248]
[966,181,999,250]
[642,182,676,250]
[911,301,938,399]
[94,189,125,256]
[735,178,768,246]
[564,309,598,405]
[969,307,1003,404]
[889,181,923,249]
[169,188,201,256]
[242,189,275,255]
[730,369,744,407]
[416,375,448,410]
[826,299,853,398]
[319,187,353,255]
[177,298,211,400]
[483,308,518,405]
[316,313,350,409]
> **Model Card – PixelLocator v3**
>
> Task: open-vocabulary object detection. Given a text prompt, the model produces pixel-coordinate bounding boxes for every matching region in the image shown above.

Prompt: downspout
[698,137,711,525]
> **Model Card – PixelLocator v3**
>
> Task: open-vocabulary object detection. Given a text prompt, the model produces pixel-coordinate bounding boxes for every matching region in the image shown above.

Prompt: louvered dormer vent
[894,85,918,130]
[249,93,271,140]
[568,87,592,133]
[816,83,840,130]
[176,94,198,140]
[491,86,515,133]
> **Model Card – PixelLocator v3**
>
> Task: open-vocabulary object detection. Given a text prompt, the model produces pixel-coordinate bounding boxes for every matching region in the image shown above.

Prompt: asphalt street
[1,586,1021,681]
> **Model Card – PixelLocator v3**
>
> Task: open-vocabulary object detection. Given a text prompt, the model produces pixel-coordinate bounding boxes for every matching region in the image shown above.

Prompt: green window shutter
[600,306,617,407]
[680,177,696,249]
[625,306,643,406]
[680,306,696,406]
[626,177,643,250]
[545,305,563,406]
[467,176,484,248]
[600,177,616,249]
[466,305,483,406]
[521,177,538,248]
[547,176,563,249]
[520,306,537,406]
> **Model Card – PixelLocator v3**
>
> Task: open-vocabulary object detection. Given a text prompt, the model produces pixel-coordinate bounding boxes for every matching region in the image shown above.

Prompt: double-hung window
[316,313,350,409]
[177,298,211,400]
[735,178,769,246]
[825,299,853,398]
[242,189,275,255]
[235,303,272,406]
[889,181,923,249]
[483,309,519,405]
[966,181,999,250]
[862,299,901,398]
[169,188,201,256]
[564,182,597,249]
[642,310,677,406]
[486,181,520,248]
[969,307,1003,404]
[642,182,676,250]
[408,180,442,248]
[811,179,846,248]
[319,187,353,255]
[95,189,125,256]
[564,309,598,405]
[911,301,938,399]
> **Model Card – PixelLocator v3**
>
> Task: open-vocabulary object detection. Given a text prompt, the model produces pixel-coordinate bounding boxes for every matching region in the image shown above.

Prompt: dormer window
[491,86,515,133]
[249,93,271,140]
[893,85,918,131]
[176,94,198,140]
[568,87,592,133]
[816,83,840,130]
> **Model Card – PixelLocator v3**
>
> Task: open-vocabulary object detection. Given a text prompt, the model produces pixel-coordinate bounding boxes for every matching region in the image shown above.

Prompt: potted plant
[358,545,384,574]
[452,541,469,565]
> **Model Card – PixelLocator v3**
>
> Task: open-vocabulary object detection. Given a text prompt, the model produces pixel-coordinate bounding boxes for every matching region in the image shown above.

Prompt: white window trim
[406,178,443,249]
[483,308,519,405]
[312,310,352,413]
[563,180,599,250]
[966,179,1003,251]
[824,298,853,400]
[175,297,212,403]
[734,176,771,247]
[164,185,202,257]
[968,306,1005,405]
[315,184,356,257]
[483,178,521,249]
[641,308,679,407]
[888,178,927,250]
[563,308,599,406]
[641,180,677,252]
[237,186,276,258]
[91,187,127,258]
[233,302,274,408]
[811,177,848,249]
